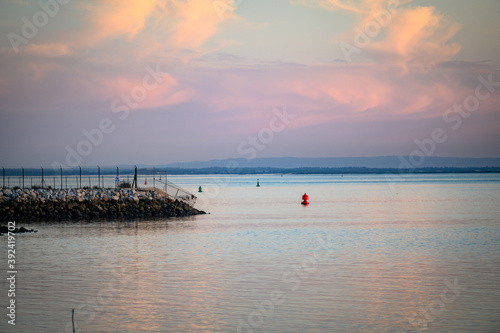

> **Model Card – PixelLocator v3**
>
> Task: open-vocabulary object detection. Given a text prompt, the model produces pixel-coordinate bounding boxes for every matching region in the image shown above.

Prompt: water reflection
[0,174,499,332]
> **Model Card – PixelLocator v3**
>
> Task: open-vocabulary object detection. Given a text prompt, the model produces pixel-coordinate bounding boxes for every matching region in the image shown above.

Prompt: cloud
[71,0,237,52]
[301,0,461,70]
[0,0,240,114]
[77,0,159,44]
[166,0,236,50]
[366,6,461,70]
[181,60,487,133]
[307,0,362,13]
[1,0,499,166]
[295,0,407,14]
[22,43,71,57]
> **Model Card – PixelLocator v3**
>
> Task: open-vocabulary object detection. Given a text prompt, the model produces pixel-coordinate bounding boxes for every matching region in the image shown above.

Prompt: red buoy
[301,193,309,205]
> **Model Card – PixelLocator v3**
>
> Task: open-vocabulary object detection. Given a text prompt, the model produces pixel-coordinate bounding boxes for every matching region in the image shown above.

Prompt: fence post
[153,166,155,189]
[133,166,137,189]
[98,166,100,188]
[22,167,24,188]
[79,166,82,189]
[41,167,44,189]
[2,167,4,188]
[60,167,63,189]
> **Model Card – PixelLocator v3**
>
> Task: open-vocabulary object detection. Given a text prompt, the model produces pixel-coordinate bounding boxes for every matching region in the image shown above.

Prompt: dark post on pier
[116,166,119,189]
[79,166,82,189]
[22,167,24,189]
[41,167,44,189]
[132,166,138,189]
[98,166,101,188]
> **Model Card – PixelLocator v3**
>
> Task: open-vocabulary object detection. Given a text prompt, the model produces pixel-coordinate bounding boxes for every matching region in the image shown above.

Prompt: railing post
[79,166,82,189]
[60,167,63,189]
[97,166,100,188]
[153,167,155,189]
[133,166,137,189]
[41,167,44,189]
[2,167,4,188]
[22,167,24,188]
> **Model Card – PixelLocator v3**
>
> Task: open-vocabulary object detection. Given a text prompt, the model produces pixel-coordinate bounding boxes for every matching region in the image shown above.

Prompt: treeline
[2,166,500,176]
[152,166,500,174]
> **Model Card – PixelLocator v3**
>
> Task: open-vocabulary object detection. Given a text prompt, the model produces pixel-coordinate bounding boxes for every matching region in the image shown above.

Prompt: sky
[0,0,499,167]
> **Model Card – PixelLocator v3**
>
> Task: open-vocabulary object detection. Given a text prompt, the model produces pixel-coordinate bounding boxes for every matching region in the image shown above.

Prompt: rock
[0,187,204,222]
[0,226,37,234]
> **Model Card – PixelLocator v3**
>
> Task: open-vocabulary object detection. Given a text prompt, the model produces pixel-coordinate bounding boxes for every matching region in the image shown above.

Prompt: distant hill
[4,156,500,176]
[162,156,500,169]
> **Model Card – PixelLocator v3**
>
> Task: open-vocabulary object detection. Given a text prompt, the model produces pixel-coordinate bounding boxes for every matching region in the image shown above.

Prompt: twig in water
[72,308,75,333]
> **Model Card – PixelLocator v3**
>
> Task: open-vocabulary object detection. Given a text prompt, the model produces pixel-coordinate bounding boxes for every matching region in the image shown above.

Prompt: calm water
[1,174,500,333]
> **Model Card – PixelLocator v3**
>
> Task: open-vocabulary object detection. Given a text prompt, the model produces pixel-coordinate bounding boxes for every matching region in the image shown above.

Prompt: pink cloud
[367,6,462,70]
[70,0,237,53]
[77,0,159,45]
[303,0,461,71]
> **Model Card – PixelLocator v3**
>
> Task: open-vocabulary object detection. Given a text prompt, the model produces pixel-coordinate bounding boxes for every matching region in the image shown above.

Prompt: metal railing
[0,166,197,206]
[145,178,197,206]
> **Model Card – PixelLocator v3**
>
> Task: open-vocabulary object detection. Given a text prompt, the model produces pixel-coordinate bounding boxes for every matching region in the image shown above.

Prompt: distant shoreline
[157,167,500,175]
[2,167,500,177]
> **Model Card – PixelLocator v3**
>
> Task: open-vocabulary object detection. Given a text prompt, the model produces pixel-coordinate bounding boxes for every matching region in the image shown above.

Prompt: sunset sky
[1,0,499,167]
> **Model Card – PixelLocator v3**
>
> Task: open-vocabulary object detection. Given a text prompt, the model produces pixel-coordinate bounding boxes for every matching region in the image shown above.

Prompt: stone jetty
[0,188,205,222]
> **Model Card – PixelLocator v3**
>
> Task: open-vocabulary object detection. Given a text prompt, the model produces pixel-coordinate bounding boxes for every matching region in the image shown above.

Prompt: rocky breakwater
[0,188,205,222]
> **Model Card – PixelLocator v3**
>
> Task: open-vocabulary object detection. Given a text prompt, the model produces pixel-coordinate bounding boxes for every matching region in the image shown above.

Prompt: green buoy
[256,179,260,187]
[198,186,203,192]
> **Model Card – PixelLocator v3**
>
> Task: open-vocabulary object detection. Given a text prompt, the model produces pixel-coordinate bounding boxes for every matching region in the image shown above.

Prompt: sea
[1,173,499,333]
